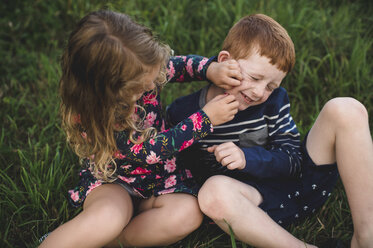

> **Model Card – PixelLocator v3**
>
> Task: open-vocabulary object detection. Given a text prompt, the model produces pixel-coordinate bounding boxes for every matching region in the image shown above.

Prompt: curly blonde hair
[60,10,171,181]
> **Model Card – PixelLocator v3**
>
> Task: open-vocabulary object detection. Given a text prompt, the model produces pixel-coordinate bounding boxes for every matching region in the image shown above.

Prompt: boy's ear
[218,51,231,63]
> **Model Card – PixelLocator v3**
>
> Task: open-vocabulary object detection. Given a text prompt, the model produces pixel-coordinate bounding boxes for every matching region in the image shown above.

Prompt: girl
[40,10,240,248]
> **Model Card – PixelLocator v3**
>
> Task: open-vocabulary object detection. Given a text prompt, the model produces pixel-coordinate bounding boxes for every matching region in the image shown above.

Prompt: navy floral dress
[68,55,213,207]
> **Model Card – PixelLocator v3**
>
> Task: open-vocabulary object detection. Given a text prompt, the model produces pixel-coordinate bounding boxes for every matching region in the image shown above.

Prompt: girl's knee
[83,185,133,233]
[322,97,368,126]
[180,198,203,232]
[166,195,203,235]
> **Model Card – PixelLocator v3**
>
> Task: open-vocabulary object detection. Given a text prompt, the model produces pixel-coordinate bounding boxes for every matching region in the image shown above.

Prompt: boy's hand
[207,142,246,170]
[206,60,242,90]
[202,94,238,126]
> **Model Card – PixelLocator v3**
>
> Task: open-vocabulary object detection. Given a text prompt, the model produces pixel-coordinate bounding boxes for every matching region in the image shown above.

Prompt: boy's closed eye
[250,76,259,81]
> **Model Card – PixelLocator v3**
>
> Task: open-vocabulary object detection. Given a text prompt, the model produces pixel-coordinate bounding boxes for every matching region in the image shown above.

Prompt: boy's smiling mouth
[241,92,254,104]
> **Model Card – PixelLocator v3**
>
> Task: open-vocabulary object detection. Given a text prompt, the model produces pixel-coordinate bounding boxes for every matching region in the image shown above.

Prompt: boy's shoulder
[268,87,288,101]
[249,87,289,111]
[256,87,290,115]
[266,87,290,105]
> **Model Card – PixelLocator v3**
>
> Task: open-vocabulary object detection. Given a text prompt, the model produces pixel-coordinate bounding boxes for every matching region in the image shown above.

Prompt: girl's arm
[167,55,241,89]
[167,55,210,82]
[116,109,213,164]
[116,93,237,165]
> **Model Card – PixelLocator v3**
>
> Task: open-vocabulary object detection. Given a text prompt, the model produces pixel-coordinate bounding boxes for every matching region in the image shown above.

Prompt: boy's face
[226,51,287,111]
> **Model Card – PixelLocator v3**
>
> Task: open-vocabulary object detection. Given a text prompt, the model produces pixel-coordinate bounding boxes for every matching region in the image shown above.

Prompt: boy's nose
[252,86,265,100]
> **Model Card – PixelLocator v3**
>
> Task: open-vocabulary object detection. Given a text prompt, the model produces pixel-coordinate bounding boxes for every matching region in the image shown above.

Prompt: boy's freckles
[225,52,286,111]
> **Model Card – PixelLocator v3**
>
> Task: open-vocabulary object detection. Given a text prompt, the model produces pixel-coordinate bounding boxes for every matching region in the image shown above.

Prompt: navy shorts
[178,134,339,227]
[249,139,339,226]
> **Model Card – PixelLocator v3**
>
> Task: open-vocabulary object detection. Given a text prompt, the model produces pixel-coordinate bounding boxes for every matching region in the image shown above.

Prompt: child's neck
[206,84,225,103]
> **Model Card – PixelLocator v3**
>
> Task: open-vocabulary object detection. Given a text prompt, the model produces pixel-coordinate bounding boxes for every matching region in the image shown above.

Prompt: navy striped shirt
[167,85,302,179]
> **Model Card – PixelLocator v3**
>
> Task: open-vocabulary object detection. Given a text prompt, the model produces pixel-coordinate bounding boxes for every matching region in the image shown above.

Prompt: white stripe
[283,125,298,134]
[214,117,265,129]
[279,103,290,113]
[212,124,267,136]
[277,130,300,137]
[274,138,301,143]
[280,143,300,148]
[269,121,293,136]
[199,139,239,143]
[214,113,281,129]
[275,113,290,124]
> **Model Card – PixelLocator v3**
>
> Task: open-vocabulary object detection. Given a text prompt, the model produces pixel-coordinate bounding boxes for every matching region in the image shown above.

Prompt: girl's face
[134,65,161,100]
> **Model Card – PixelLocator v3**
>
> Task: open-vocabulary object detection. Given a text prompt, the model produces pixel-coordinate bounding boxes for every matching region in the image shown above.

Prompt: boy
[167,14,373,248]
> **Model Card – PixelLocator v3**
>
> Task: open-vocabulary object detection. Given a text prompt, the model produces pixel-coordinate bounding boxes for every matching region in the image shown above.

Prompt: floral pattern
[68,55,213,207]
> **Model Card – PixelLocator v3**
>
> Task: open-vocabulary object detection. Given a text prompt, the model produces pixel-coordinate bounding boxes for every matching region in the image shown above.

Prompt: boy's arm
[238,93,302,179]
[239,139,302,179]
[209,89,302,179]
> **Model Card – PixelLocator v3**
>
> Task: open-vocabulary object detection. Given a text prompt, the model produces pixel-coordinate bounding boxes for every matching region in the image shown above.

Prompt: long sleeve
[115,109,212,166]
[167,55,211,82]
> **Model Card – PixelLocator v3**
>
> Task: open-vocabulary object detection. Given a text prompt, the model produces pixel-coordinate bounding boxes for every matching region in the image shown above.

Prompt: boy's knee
[198,176,236,220]
[322,97,368,126]
[352,223,373,248]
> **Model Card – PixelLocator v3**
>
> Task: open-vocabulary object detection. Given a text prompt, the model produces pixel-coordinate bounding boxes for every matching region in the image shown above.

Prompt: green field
[1,0,372,247]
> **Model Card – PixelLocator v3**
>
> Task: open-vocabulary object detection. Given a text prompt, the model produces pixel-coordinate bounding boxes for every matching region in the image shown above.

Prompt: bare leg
[306,97,373,248]
[106,193,203,247]
[198,175,316,248]
[39,184,133,248]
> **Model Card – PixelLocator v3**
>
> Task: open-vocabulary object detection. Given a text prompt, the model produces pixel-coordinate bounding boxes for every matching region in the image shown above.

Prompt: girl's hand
[207,142,246,170]
[206,60,242,90]
[202,94,238,126]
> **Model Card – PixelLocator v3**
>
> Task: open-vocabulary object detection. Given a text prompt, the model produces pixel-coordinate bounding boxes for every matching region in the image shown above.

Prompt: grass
[1,0,372,247]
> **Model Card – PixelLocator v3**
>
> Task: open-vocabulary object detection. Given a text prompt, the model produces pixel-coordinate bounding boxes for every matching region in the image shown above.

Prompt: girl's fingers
[223,94,237,103]
[227,100,239,111]
[211,93,235,103]
[211,94,228,102]
[220,85,233,90]
[227,77,241,87]
[229,71,243,82]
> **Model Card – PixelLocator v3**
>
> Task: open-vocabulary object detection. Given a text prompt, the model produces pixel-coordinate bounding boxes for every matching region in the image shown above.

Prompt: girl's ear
[218,51,231,63]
